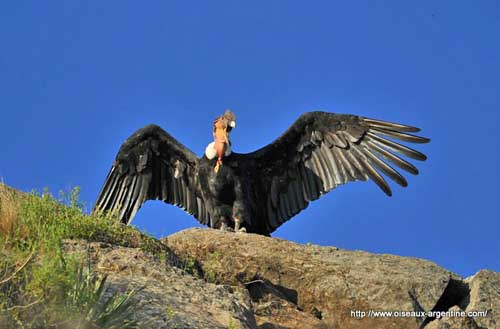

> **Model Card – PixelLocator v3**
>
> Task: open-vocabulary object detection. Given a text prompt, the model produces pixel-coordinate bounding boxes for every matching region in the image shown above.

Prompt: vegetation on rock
[0,184,157,328]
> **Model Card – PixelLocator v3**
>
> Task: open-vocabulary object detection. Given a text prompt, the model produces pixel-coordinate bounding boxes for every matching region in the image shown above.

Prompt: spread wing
[240,111,430,234]
[93,124,209,225]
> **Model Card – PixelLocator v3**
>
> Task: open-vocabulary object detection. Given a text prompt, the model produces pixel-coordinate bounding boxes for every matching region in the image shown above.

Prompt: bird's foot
[219,222,233,232]
[233,217,247,233]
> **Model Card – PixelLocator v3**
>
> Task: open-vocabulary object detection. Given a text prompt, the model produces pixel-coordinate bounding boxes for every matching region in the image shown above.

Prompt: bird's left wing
[93,124,209,225]
[236,111,429,234]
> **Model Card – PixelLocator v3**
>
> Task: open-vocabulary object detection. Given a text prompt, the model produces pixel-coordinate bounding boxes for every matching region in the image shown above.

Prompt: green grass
[203,250,223,284]
[0,184,163,328]
[227,317,238,329]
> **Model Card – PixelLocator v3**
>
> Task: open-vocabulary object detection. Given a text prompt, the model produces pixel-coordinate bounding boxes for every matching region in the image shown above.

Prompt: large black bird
[94,110,429,235]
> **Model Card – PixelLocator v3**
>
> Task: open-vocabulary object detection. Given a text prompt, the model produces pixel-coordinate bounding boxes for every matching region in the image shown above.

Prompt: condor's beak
[229,121,236,128]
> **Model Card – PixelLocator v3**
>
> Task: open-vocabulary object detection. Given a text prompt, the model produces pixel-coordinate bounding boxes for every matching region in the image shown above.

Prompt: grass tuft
[0,184,159,328]
[0,184,20,236]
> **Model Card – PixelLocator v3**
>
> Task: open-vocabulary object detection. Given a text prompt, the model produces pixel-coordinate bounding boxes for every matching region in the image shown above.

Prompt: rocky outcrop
[464,270,499,329]
[163,229,499,329]
[65,229,498,328]
[63,240,257,329]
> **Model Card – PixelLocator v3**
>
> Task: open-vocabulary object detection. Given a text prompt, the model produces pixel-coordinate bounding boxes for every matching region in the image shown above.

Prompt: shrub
[0,184,154,328]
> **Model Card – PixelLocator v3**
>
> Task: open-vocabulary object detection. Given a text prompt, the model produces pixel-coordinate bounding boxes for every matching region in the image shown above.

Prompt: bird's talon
[219,222,229,231]
[219,223,234,232]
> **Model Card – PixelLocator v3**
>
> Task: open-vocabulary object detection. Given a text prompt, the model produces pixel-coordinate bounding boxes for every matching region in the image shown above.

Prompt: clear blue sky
[1,1,499,278]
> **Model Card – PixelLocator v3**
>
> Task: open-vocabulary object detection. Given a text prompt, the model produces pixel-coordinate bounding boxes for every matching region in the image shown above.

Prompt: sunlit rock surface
[65,228,498,329]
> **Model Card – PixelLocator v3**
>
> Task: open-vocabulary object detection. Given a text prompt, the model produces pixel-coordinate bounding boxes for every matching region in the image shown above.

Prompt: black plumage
[93,111,430,235]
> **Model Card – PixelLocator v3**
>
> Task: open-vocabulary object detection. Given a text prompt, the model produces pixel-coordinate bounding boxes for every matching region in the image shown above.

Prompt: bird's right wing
[93,124,209,225]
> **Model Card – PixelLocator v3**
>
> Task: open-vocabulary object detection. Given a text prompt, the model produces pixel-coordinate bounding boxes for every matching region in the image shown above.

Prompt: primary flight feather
[93,110,429,235]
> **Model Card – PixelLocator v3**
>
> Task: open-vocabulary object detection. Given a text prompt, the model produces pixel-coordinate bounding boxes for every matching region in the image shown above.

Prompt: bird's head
[223,109,236,132]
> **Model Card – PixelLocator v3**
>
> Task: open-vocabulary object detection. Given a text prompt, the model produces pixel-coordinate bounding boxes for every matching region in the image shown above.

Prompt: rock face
[163,229,499,329]
[464,270,499,329]
[63,240,257,329]
[66,228,499,329]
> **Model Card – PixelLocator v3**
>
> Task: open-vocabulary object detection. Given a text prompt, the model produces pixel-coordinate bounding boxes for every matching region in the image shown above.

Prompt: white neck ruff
[205,141,232,159]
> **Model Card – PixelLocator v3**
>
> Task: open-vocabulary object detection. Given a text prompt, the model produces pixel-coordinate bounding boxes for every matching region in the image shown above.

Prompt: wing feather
[362,117,421,132]
[237,111,429,234]
[366,132,427,161]
[334,146,355,181]
[93,124,208,225]
[369,127,430,144]
[350,144,392,196]
[360,145,408,187]
[366,140,419,175]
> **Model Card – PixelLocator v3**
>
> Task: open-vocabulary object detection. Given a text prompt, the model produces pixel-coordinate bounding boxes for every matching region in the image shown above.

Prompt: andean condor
[93,110,429,235]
